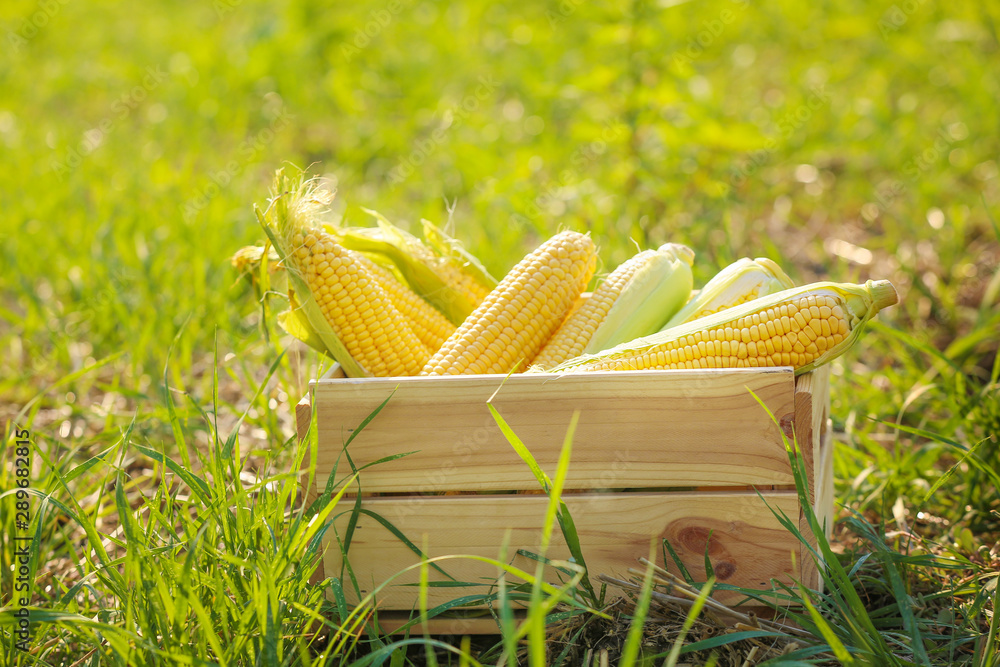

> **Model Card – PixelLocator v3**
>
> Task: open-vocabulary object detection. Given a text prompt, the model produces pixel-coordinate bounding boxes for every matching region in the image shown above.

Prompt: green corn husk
[421,218,498,293]
[276,289,330,357]
[335,211,478,326]
[351,248,411,286]
[659,257,795,332]
[551,279,899,376]
[230,244,279,272]
[230,244,287,299]
[582,243,695,354]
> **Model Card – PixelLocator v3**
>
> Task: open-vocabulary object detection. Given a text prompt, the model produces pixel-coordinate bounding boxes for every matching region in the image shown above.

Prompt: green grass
[2,0,999,663]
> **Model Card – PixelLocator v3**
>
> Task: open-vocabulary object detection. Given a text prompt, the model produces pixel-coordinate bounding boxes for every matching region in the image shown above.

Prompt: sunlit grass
[2,0,999,662]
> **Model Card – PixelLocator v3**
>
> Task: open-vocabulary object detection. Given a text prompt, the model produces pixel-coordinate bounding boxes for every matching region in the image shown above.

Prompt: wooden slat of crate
[312,368,797,493]
[792,365,833,589]
[321,491,800,609]
[792,365,831,506]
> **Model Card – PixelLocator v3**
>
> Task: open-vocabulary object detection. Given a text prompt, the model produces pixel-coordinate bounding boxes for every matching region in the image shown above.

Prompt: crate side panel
[792,366,830,502]
[314,369,796,493]
[793,366,831,591]
[324,491,800,609]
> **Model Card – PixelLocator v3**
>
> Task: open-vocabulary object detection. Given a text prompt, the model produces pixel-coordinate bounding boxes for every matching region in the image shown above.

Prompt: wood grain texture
[295,395,312,444]
[323,491,801,609]
[799,424,834,591]
[792,372,815,499]
[312,368,797,493]
[295,364,347,443]
[302,366,831,623]
[794,365,832,591]
[792,364,831,506]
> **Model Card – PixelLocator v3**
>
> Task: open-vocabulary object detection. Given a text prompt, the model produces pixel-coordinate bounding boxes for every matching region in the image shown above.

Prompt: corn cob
[337,211,486,325]
[350,250,456,353]
[422,231,597,375]
[550,280,898,376]
[257,169,429,377]
[659,257,794,331]
[375,216,491,310]
[582,243,695,354]
[564,291,591,320]
[531,246,681,370]
[292,230,430,376]
[421,219,498,302]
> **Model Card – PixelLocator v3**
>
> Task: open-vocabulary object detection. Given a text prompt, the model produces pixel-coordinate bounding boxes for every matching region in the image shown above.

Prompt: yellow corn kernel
[350,251,456,353]
[434,254,492,306]
[400,232,492,308]
[690,289,756,319]
[660,257,795,331]
[551,280,897,376]
[299,230,430,376]
[531,250,655,369]
[421,218,499,301]
[422,231,597,375]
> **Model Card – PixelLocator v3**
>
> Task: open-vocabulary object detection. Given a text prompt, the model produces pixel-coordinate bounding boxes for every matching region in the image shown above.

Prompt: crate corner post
[793,366,833,592]
[296,364,348,588]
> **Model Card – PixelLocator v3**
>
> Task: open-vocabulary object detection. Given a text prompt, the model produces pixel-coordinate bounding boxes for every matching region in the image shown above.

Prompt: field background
[1,0,998,663]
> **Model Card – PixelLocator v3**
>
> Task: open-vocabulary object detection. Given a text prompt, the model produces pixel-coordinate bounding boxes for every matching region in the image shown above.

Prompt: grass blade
[619,541,658,667]
[349,509,455,581]
[663,578,716,667]
[540,410,578,554]
[488,403,550,490]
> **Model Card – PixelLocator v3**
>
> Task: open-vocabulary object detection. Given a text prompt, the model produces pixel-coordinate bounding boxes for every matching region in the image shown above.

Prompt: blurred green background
[2,0,999,660]
[2,0,998,492]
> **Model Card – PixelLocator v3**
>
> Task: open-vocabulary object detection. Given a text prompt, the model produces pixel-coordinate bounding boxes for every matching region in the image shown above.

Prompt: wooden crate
[296,366,832,634]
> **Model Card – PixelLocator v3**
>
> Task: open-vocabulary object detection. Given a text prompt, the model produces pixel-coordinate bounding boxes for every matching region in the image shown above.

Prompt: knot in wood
[678,526,724,556]
[714,561,737,580]
[779,413,795,440]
